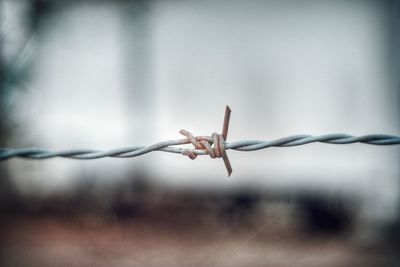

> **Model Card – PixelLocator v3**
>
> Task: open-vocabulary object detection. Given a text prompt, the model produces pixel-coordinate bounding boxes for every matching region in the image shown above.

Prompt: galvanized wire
[1,134,399,160]
[1,105,399,177]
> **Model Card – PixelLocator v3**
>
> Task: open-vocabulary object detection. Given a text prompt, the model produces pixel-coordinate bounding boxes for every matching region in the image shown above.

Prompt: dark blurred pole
[0,2,10,143]
[122,0,153,135]
[390,0,400,220]
[121,0,154,178]
[383,0,400,243]
[0,0,38,213]
[0,2,9,213]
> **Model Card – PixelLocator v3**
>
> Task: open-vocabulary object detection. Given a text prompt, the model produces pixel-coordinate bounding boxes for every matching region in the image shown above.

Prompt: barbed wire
[1,106,399,176]
[1,133,399,159]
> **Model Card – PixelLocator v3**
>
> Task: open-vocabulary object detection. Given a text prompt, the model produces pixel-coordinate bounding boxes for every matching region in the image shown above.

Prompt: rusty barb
[179,106,233,176]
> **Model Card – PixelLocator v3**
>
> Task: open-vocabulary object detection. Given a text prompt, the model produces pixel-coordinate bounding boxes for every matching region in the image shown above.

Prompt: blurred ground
[1,191,399,267]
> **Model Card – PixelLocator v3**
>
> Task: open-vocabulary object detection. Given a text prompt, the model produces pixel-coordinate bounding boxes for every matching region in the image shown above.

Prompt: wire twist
[1,106,400,176]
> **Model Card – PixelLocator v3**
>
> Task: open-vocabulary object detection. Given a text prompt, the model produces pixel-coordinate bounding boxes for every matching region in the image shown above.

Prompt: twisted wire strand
[1,134,399,160]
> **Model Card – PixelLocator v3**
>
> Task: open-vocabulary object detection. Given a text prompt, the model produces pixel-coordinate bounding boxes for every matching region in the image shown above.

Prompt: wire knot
[179,130,226,160]
[178,106,233,176]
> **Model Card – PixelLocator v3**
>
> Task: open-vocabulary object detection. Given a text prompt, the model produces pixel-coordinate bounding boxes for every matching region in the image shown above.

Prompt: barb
[178,106,232,176]
[0,106,400,177]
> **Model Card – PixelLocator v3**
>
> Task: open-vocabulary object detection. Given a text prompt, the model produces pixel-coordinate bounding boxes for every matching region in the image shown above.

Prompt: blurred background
[1,0,399,266]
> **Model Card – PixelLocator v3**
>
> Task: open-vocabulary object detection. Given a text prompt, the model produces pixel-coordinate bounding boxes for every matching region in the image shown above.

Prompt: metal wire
[0,105,399,176]
[1,133,399,160]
